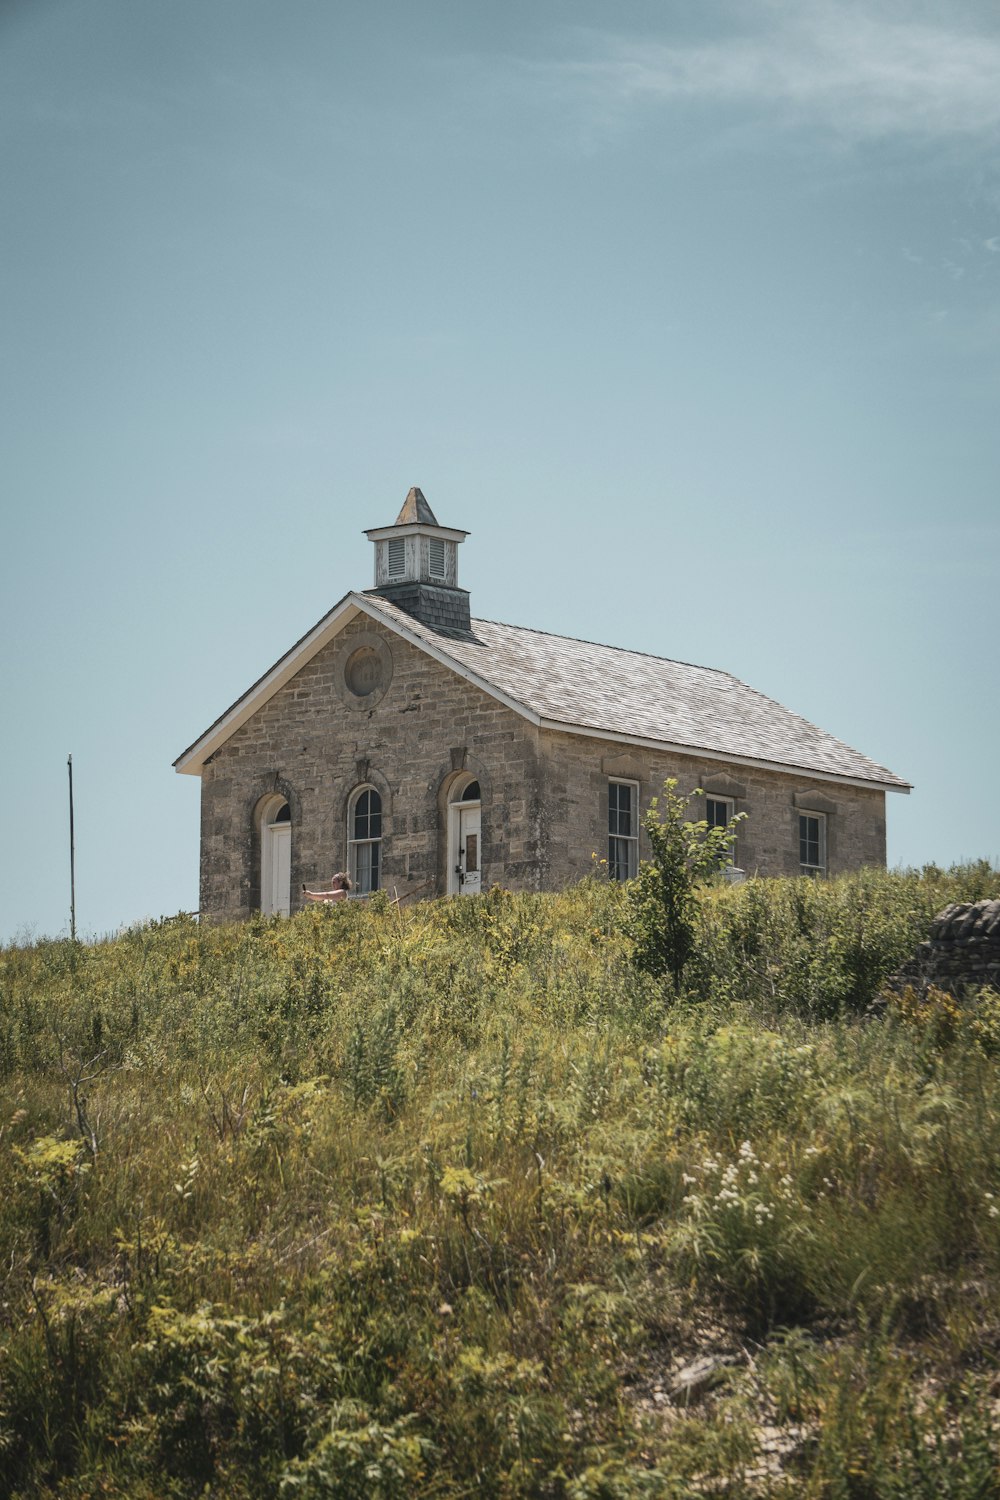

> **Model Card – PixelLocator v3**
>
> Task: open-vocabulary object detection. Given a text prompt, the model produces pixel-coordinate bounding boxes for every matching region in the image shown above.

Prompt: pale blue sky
[2,0,998,941]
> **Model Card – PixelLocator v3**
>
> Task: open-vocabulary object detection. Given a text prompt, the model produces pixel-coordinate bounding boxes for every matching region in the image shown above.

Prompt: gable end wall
[198,617,544,922]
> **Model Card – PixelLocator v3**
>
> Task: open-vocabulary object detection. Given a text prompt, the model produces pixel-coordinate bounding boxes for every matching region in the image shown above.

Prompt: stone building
[174,488,910,922]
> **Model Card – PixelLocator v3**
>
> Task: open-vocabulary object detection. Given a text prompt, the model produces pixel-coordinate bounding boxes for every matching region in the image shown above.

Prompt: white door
[457,804,481,895]
[267,824,291,916]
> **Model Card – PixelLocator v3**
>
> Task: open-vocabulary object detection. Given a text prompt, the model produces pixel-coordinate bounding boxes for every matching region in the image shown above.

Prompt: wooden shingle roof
[363,596,910,790]
[175,590,909,791]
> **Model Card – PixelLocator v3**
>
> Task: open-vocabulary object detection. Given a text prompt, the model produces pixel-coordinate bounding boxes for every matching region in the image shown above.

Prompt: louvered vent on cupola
[428,537,446,579]
[387,537,406,578]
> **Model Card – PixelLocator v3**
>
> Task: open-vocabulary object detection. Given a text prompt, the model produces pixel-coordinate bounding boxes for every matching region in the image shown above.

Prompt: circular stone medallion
[336,632,394,710]
[346,646,383,697]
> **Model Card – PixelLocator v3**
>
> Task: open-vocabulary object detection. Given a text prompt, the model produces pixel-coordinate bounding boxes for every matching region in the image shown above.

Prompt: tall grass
[0,865,998,1496]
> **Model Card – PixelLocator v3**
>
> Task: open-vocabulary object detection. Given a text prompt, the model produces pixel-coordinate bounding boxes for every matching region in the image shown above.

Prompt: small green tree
[626,779,745,991]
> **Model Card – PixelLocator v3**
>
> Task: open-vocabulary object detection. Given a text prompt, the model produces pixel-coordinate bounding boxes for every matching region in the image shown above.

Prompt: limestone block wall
[537,728,887,886]
[198,614,543,923]
[196,612,890,922]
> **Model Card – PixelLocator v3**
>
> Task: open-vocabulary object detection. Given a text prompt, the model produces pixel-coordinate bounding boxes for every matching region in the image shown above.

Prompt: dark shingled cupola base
[371,580,472,635]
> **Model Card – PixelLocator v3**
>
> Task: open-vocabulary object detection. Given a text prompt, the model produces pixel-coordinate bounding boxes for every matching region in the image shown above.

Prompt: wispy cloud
[533,4,1000,144]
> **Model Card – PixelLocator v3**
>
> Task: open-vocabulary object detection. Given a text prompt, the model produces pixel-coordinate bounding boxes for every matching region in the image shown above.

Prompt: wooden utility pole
[67,754,76,941]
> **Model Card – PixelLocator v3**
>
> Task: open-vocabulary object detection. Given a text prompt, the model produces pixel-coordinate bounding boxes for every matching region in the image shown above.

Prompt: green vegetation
[1,860,999,1497]
[626,779,745,987]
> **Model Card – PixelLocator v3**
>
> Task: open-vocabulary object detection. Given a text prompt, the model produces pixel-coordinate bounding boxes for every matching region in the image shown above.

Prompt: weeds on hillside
[0,866,998,1496]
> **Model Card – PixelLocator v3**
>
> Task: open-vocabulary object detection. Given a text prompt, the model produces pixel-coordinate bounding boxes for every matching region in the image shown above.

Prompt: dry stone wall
[892,899,1000,996]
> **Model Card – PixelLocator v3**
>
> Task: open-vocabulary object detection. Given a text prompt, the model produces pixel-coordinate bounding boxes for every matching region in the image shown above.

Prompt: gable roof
[174,591,910,791]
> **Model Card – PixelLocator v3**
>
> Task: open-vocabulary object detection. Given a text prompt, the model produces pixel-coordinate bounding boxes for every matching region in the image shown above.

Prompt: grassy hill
[1,862,999,1498]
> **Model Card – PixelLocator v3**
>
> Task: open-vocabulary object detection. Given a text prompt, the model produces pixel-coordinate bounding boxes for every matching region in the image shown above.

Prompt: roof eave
[364,524,469,543]
[173,592,541,776]
[173,594,910,795]
[535,716,911,794]
[173,593,363,775]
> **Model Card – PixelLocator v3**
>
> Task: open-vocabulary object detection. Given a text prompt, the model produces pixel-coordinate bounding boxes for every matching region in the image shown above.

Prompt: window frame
[446,772,482,896]
[348,785,383,894]
[257,793,292,917]
[705,794,736,866]
[799,811,826,877]
[607,778,639,882]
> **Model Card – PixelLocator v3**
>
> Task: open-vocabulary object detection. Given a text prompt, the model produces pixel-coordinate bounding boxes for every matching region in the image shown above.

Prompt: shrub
[626,780,743,990]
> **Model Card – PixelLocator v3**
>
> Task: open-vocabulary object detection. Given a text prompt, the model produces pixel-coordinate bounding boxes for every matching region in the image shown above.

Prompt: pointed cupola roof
[395,486,439,526]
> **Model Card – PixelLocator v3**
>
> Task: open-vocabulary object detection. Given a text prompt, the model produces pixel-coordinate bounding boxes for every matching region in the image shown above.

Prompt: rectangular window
[386,537,405,578]
[799,813,826,876]
[706,795,736,866]
[428,536,446,578]
[608,780,639,881]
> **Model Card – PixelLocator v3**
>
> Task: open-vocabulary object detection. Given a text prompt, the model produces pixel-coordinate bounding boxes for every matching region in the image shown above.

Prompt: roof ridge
[467,614,736,679]
[362,597,906,785]
[465,613,903,784]
[710,676,900,779]
[176,590,908,789]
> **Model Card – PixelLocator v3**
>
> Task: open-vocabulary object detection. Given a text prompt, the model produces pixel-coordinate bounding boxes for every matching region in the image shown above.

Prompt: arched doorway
[447,777,481,895]
[259,795,291,916]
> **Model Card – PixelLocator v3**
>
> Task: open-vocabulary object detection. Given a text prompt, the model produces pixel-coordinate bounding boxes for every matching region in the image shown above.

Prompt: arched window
[258,795,292,916]
[349,786,382,894]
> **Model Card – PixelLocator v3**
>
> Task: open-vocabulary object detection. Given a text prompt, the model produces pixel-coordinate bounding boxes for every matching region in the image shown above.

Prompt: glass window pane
[355,789,382,839]
[608,835,636,882]
[800,815,822,867]
[355,843,372,893]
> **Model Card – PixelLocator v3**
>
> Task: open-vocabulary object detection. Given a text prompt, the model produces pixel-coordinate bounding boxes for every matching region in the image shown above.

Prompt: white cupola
[364,488,472,634]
